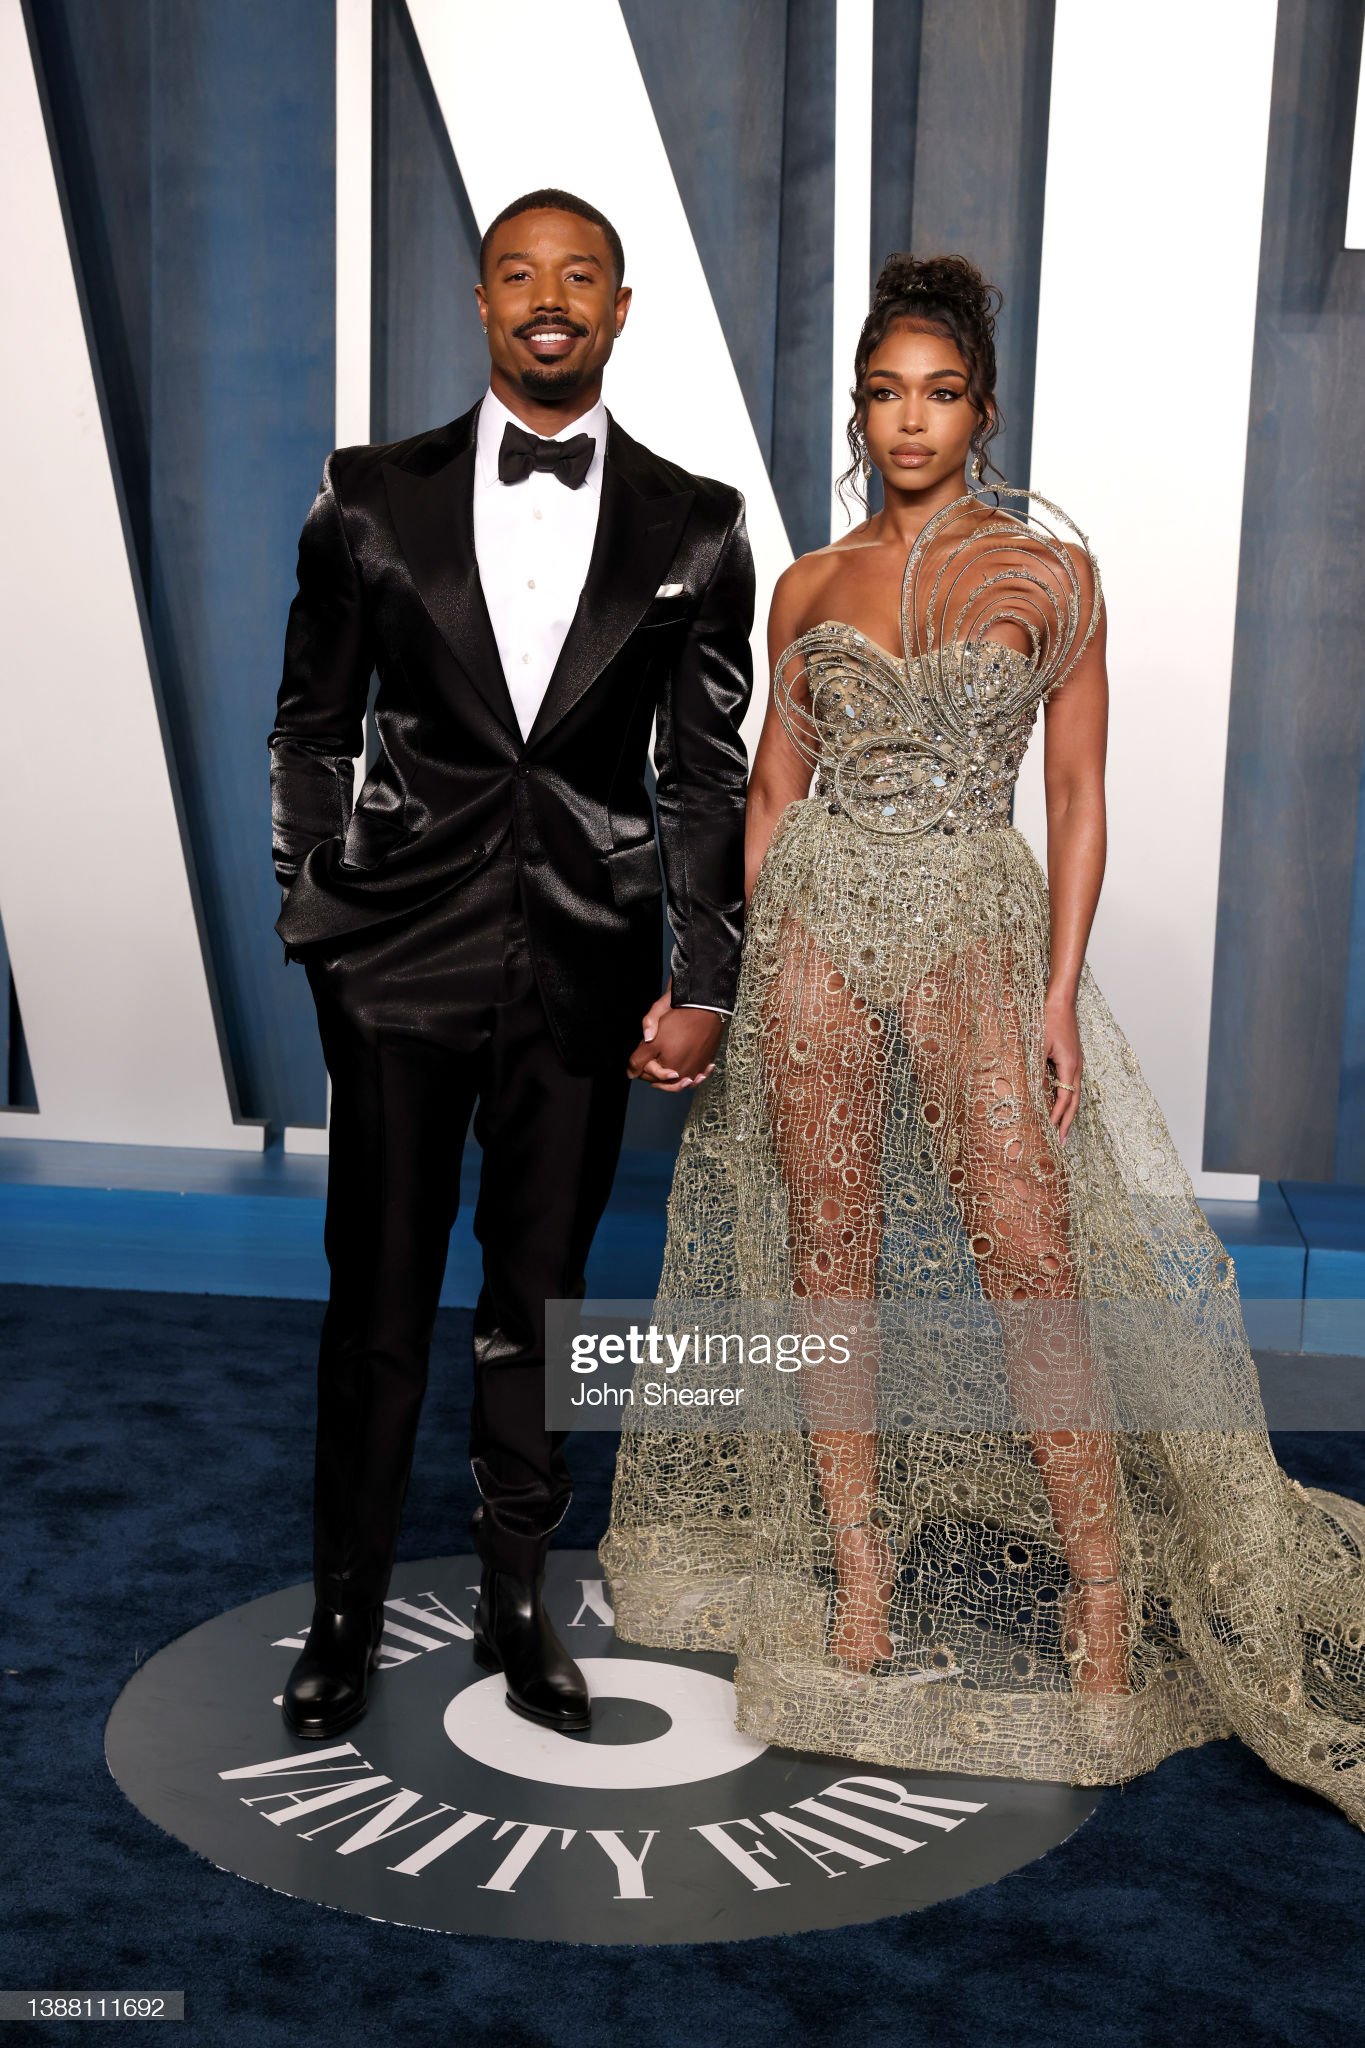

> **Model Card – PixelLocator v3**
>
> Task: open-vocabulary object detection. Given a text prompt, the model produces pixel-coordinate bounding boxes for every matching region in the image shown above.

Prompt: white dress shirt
[471,383,728,1021]
[472,383,606,741]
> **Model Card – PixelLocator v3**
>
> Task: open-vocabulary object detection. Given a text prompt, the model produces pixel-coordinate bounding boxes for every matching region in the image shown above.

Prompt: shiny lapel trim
[525,442,694,747]
[381,438,522,742]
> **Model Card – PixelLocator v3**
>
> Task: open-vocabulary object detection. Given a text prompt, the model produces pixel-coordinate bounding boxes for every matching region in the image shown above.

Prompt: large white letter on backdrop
[1015,0,1276,1198]
[0,0,261,1148]
[404,0,791,759]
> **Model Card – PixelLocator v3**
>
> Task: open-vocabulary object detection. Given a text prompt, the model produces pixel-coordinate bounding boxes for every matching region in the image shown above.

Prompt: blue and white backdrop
[1,0,1363,1194]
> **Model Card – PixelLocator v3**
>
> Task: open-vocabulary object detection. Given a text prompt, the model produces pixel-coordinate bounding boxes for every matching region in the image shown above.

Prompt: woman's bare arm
[1039,549,1109,1138]
[743,559,824,901]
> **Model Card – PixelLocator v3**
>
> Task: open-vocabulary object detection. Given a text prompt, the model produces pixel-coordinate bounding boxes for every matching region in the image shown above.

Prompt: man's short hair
[479,188,626,291]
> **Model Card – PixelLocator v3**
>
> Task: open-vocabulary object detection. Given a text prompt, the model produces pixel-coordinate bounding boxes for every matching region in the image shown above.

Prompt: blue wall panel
[31,0,338,1133]
[1207,0,1365,1180]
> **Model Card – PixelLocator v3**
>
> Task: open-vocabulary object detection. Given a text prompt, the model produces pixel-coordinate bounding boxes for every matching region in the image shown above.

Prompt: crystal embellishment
[770,486,1102,842]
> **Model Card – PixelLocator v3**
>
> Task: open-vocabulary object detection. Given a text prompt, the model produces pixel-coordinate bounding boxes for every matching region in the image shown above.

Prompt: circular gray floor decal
[105,1553,1098,1943]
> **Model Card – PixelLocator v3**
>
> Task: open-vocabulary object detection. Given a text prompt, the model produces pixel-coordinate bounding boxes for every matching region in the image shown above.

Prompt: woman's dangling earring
[969,450,983,485]
[861,454,871,479]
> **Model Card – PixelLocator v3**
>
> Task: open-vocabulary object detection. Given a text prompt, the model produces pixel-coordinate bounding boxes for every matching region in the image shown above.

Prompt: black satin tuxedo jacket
[269,399,754,1070]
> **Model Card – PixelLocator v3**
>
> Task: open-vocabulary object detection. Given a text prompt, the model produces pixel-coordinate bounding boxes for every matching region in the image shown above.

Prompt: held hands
[1043,986,1083,1146]
[628,978,723,1091]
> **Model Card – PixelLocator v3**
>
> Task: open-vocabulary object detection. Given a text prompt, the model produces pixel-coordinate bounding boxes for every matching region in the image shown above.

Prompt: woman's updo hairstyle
[839,252,1004,513]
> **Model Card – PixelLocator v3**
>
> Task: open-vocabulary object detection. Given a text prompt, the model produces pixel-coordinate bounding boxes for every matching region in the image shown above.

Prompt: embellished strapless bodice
[771,486,1103,842]
[776,626,1043,839]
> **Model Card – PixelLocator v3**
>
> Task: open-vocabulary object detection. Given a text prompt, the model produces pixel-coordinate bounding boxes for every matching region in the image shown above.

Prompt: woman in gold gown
[600,254,1365,1829]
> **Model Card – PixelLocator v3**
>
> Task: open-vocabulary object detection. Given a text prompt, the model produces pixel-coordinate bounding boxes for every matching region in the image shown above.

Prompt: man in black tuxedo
[270,188,753,1740]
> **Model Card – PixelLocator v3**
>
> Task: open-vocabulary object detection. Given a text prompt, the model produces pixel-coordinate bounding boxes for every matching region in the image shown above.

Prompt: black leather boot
[282,1603,385,1739]
[471,1563,591,1733]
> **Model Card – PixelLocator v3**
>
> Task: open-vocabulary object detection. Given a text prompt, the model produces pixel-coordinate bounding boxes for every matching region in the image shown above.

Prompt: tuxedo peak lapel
[525,418,694,747]
[381,421,522,742]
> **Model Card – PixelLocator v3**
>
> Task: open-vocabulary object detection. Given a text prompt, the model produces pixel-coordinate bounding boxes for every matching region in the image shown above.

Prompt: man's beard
[517,358,587,400]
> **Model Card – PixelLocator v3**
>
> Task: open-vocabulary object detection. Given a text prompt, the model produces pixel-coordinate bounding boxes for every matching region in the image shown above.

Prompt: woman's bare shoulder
[772,526,875,628]
[950,510,1097,590]
[1061,537,1098,590]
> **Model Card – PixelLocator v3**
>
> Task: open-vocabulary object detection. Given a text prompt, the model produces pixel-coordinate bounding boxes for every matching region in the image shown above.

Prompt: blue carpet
[3,1282,1363,2048]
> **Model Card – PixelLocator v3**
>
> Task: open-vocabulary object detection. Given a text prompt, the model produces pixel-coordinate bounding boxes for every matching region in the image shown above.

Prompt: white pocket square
[654,582,685,598]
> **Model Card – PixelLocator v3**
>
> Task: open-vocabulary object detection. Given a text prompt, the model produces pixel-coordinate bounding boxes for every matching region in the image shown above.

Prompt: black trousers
[302,846,631,1607]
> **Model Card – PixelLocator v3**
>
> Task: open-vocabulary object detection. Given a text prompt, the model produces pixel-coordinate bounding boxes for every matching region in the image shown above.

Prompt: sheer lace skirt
[600,798,1365,1825]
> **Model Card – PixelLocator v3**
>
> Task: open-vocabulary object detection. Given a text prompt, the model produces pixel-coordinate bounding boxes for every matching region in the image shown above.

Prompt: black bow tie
[497,418,595,489]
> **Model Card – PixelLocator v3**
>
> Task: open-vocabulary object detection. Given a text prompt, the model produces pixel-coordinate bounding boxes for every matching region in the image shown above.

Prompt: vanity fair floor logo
[104,1554,1097,1943]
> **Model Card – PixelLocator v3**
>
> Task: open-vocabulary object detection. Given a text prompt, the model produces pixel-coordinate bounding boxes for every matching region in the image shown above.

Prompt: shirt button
[521,653,530,664]
[527,578,536,589]
[532,506,543,521]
